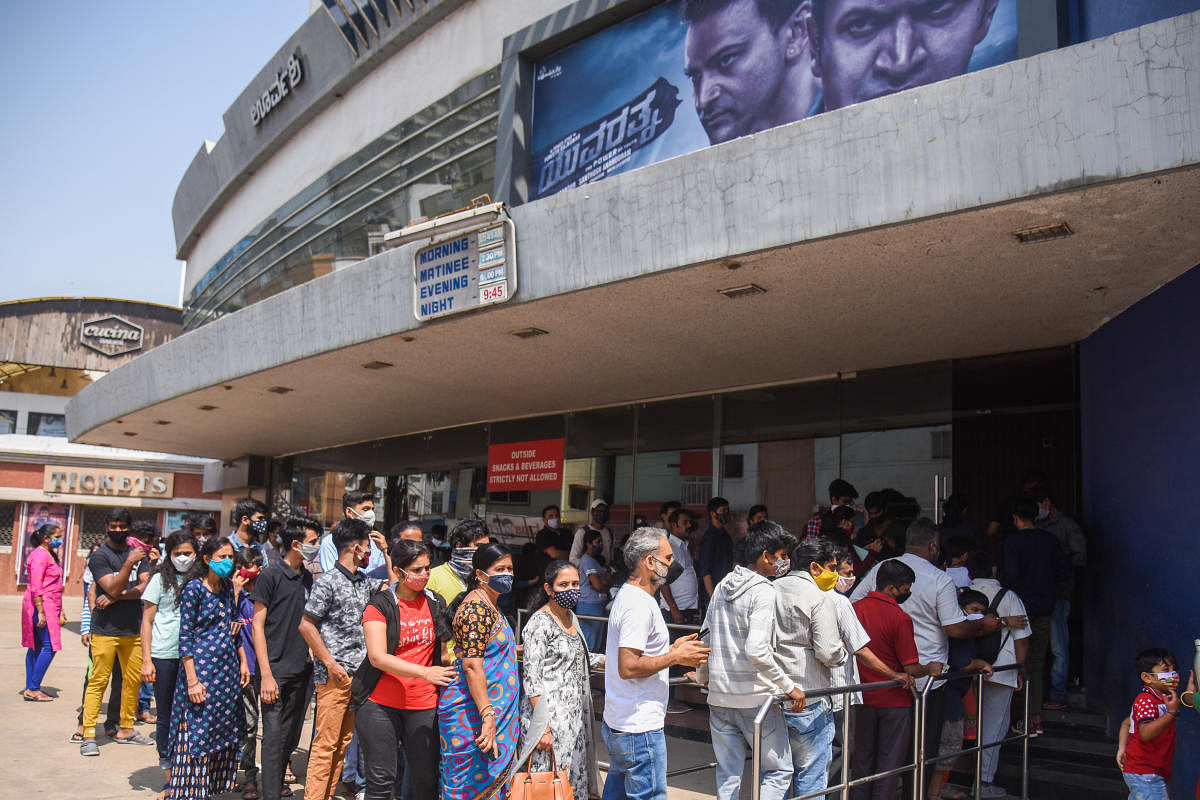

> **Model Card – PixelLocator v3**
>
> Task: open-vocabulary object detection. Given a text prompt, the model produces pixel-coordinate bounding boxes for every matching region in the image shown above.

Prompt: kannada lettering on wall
[251,53,303,126]
[487,438,565,492]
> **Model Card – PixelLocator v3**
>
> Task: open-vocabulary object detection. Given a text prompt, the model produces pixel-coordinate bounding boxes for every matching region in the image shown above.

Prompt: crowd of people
[16,474,1191,800]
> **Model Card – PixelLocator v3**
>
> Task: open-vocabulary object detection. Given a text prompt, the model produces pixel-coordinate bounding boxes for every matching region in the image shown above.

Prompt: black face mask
[665,559,684,585]
[895,590,912,605]
[592,510,609,525]
[109,529,129,546]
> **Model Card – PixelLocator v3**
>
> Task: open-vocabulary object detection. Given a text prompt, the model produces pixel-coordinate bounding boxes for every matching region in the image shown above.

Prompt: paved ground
[0,595,728,800]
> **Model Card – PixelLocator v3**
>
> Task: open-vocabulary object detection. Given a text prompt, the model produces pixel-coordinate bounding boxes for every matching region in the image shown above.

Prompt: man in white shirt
[968,550,1031,797]
[604,527,709,800]
[660,508,700,625]
[851,519,1002,798]
[569,498,614,565]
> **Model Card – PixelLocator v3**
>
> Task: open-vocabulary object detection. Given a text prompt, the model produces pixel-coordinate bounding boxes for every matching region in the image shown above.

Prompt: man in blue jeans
[602,528,709,800]
[773,537,849,798]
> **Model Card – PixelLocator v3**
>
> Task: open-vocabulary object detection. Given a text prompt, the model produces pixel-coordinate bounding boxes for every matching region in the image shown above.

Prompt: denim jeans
[786,702,835,799]
[1122,772,1171,800]
[601,723,667,800]
[710,704,792,800]
[25,625,56,691]
[151,657,181,766]
[139,680,154,714]
[1049,597,1070,700]
[578,601,608,652]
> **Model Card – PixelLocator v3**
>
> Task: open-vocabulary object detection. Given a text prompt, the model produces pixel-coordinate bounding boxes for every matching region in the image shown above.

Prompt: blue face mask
[209,557,234,578]
[48,538,63,549]
[486,573,514,595]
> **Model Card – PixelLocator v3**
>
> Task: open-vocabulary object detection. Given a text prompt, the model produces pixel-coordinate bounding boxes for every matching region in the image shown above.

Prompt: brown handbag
[510,747,573,800]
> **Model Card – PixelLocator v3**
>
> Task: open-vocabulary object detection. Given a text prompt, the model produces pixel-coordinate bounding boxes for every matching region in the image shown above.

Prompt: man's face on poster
[813,0,999,111]
[685,0,790,144]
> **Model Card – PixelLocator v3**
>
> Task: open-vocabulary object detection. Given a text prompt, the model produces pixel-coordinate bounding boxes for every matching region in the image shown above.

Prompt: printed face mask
[1156,671,1180,688]
[552,587,581,610]
[250,518,269,536]
[774,558,791,577]
[835,573,857,593]
[401,568,430,591]
[450,547,476,577]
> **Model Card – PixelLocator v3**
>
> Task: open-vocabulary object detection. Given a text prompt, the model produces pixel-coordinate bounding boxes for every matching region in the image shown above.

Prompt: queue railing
[751,663,1030,800]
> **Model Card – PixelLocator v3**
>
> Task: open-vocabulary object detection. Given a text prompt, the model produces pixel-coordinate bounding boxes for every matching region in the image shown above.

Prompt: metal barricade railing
[752,663,1030,800]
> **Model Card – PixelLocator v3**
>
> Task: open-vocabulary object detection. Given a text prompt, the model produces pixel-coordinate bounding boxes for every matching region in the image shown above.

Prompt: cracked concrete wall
[68,11,1200,441]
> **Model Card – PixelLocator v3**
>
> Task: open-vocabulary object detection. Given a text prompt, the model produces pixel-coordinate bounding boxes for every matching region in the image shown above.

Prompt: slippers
[23,691,54,702]
[69,732,85,743]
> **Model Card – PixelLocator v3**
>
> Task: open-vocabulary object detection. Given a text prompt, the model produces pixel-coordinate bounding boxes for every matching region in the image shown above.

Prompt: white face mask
[171,554,195,572]
[353,508,376,527]
[300,543,320,561]
[546,518,560,529]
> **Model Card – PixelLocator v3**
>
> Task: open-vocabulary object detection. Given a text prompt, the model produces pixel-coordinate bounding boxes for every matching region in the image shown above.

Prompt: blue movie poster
[531,0,1018,200]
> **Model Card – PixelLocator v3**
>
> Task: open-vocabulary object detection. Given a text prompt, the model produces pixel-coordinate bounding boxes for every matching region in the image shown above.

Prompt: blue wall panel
[1080,0,1200,41]
[1081,263,1200,796]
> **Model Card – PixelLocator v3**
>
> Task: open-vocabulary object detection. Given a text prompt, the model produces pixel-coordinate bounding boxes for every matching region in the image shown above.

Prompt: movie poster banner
[531,0,1018,200]
[16,502,72,585]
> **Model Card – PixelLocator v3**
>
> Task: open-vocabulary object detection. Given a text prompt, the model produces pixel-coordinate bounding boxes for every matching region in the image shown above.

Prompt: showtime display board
[531,0,1018,200]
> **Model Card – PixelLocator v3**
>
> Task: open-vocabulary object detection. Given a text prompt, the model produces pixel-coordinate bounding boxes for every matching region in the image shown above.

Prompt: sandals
[23,690,54,702]
[241,783,260,800]
[69,732,85,743]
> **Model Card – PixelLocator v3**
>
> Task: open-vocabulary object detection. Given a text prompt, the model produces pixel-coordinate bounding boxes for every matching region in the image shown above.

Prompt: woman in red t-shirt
[358,541,457,800]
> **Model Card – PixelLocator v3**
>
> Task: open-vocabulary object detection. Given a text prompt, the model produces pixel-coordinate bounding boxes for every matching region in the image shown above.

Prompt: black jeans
[260,666,313,800]
[851,704,914,800]
[151,657,180,763]
[355,701,439,800]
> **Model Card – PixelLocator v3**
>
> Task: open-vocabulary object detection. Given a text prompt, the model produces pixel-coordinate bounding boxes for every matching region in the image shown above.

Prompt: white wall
[184,0,572,294]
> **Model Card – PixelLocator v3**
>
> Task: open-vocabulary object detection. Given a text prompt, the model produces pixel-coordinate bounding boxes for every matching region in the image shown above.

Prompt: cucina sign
[80,315,144,357]
[44,467,174,498]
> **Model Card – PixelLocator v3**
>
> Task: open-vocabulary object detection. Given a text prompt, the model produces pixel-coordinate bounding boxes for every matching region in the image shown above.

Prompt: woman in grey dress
[519,560,605,800]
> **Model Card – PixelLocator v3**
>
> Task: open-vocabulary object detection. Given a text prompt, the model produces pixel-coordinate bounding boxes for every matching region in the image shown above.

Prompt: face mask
[716,512,731,525]
[552,587,581,610]
[353,508,376,527]
[853,545,869,560]
[1156,671,1180,688]
[355,545,371,567]
[486,573,514,595]
[895,590,912,605]
[812,565,839,592]
[401,568,430,592]
[964,612,985,621]
[431,538,446,549]
[250,518,268,536]
[591,510,609,525]
[171,554,196,572]
[209,557,234,579]
[835,573,857,593]
[546,518,560,529]
[450,547,476,577]
[109,529,130,546]
[1036,507,1050,520]
[300,543,320,561]
[48,537,63,549]
[650,557,684,586]
[237,568,260,582]
[773,558,791,577]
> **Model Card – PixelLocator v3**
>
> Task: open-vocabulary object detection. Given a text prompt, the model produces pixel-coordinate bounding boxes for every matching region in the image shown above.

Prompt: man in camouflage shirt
[299,519,390,800]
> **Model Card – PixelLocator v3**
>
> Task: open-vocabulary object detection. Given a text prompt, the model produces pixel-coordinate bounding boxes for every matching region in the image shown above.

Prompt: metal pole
[840,690,852,800]
[1021,671,1031,800]
[914,682,929,800]
[973,674,984,800]
[751,697,768,800]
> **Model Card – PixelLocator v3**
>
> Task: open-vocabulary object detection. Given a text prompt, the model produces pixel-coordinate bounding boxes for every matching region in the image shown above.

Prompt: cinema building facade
[69,0,1199,787]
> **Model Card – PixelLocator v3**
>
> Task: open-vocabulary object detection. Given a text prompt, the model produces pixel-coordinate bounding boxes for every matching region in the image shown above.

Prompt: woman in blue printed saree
[438,542,521,800]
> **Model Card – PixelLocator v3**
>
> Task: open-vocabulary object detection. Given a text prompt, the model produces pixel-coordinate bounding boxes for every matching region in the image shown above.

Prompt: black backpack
[350,587,451,706]
[973,588,1011,664]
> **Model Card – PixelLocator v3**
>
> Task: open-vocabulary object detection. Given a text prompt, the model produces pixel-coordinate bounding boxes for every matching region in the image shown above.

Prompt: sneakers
[980,783,1007,798]
[1009,720,1025,736]
[1042,698,1067,711]
[113,731,155,745]
[80,740,100,757]
[1034,721,1045,737]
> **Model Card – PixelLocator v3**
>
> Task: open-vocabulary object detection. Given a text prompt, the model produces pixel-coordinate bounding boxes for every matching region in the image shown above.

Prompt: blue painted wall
[1077,0,1200,41]
[1081,263,1200,796]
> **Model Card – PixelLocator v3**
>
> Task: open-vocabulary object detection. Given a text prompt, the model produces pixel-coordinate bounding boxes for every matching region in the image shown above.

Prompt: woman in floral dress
[519,560,605,800]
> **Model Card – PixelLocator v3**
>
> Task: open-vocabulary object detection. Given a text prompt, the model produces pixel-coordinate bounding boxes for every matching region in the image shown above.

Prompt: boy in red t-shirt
[851,559,942,800]
[1117,648,1182,800]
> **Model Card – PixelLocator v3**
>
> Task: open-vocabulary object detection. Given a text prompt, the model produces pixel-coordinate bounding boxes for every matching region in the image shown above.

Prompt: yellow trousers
[81,634,143,737]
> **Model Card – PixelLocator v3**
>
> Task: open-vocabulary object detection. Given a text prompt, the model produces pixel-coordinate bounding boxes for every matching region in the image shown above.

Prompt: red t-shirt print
[1123,686,1175,780]
[362,593,438,710]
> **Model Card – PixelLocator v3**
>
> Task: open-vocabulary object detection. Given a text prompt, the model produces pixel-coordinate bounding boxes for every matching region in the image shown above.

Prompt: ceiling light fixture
[154,420,171,425]
[717,283,767,299]
[1013,222,1073,244]
[362,360,394,370]
[511,327,549,339]
[267,386,294,394]
[123,432,138,437]
[198,405,218,411]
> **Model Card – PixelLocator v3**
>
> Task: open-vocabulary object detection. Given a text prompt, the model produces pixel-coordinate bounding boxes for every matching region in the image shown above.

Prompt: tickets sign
[488,438,565,492]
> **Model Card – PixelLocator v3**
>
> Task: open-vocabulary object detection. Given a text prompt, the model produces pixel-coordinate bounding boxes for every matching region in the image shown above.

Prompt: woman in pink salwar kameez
[21,523,65,701]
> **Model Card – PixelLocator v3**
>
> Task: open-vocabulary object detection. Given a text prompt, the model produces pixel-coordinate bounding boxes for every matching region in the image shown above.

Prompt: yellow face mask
[813,565,839,592]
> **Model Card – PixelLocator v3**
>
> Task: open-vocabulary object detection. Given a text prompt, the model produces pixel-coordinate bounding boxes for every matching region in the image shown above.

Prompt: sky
[0,2,310,307]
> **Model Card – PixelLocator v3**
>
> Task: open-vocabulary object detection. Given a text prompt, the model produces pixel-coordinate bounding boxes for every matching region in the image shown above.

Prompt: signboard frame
[412,217,518,322]
[15,502,74,585]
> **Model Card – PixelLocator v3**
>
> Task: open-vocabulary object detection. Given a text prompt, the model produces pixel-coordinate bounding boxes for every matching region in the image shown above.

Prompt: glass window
[26,412,66,437]
[0,500,17,547]
[0,409,16,434]
[78,506,160,551]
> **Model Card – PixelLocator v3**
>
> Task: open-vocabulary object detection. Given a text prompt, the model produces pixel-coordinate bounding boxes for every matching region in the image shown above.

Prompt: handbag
[510,747,573,800]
